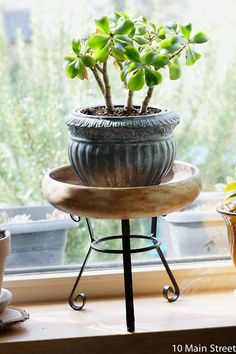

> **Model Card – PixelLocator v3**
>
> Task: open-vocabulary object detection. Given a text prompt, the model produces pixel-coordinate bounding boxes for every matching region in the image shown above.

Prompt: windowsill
[1,291,236,354]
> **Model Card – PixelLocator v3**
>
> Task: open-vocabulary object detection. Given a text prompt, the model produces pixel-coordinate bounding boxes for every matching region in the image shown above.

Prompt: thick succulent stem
[95,64,103,73]
[140,87,154,114]
[91,67,105,95]
[102,60,114,113]
[140,43,189,114]
[126,90,133,110]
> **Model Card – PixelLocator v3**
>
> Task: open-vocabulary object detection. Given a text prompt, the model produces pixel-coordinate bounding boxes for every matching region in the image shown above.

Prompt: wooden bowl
[42,161,201,219]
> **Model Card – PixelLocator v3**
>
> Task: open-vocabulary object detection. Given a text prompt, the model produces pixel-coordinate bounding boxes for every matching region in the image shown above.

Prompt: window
[0,0,235,276]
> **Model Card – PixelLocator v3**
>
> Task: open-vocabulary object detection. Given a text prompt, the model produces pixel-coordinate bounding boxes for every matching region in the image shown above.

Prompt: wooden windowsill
[1,291,236,354]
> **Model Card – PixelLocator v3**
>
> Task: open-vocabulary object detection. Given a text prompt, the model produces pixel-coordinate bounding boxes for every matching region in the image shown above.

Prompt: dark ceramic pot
[65,106,180,187]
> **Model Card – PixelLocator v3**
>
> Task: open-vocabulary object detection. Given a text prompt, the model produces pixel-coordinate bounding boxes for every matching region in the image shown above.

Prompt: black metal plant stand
[68,216,180,333]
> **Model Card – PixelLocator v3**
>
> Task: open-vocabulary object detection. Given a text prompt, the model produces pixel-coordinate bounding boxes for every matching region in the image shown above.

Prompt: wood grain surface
[42,161,201,219]
[1,292,236,354]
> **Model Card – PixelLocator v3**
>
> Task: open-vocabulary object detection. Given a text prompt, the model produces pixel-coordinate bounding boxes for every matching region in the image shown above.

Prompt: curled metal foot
[163,285,179,302]
[70,214,81,223]
[151,217,180,303]
[69,292,87,311]
[68,246,92,311]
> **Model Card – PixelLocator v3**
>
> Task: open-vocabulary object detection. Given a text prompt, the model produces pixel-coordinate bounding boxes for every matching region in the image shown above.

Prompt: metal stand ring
[91,234,161,254]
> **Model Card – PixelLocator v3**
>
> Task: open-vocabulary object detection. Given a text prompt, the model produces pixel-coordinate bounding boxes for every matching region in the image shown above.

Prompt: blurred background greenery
[0,0,235,265]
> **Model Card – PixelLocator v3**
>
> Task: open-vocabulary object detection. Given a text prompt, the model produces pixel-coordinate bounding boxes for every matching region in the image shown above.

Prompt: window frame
[4,260,236,303]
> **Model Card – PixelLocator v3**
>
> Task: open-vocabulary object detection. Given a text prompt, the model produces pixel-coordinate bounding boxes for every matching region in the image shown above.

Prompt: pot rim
[0,230,11,258]
[0,230,10,240]
[216,203,236,216]
[74,105,171,120]
[65,104,180,129]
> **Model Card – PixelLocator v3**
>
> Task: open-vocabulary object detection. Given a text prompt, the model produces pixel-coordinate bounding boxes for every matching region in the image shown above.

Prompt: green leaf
[66,59,79,79]
[142,51,157,65]
[120,65,128,82]
[160,39,182,54]
[144,67,162,87]
[114,34,131,43]
[128,62,139,72]
[192,31,209,44]
[225,193,236,202]
[81,55,96,68]
[159,36,178,49]
[129,27,135,38]
[185,48,201,66]
[76,59,86,80]
[148,21,156,31]
[95,16,110,34]
[64,55,77,63]
[165,21,177,31]
[169,58,181,80]
[128,68,145,91]
[180,23,192,40]
[133,35,148,45]
[93,42,110,62]
[88,34,110,50]
[137,26,147,35]
[158,28,166,39]
[120,12,130,19]
[114,39,130,50]
[113,11,122,19]
[112,46,125,61]
[114,41,126,52]
[114,19,134,35]
[114,34,131,49]
[72,39,81,55]
[135,15,147,23]
[151,54,169,68]
[124,46,142,63]
[224,182,236,192]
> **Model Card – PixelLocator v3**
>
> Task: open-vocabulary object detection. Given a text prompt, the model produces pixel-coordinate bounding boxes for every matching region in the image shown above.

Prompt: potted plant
[64,12,208,187]
[0,230,12,312]
[217,174,236,265]
[0,205,77,270]
[165,192,229,258]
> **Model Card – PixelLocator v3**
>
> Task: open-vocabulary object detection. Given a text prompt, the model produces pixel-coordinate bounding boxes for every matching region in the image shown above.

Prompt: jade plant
[65,12,208,114]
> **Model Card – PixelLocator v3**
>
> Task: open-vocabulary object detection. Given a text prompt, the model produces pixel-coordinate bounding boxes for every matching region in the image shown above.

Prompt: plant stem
[102,60,114,113]
[170,43,188,60]
[91,67,105,95]
[126,90,133,109]
[140,87,154,114]
[95,64,103,73]
[140,43,189,114]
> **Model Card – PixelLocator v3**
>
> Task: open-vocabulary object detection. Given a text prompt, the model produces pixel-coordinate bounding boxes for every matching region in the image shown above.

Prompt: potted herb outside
[64,12,208,187]
[165,192,229,258]
[0,230,12,312]
[0,205,77,270]
[217,176,236,265]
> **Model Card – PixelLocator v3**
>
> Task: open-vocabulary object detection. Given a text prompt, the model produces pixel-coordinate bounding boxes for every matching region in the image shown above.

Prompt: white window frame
[4,260,236,303]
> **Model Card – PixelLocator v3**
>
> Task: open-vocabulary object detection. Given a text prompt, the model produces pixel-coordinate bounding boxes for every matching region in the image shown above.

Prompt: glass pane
[0,0,234,274]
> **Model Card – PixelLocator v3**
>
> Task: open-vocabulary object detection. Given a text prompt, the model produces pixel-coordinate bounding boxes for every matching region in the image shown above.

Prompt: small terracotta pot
[217,206,236,266]
[0,230,12,312]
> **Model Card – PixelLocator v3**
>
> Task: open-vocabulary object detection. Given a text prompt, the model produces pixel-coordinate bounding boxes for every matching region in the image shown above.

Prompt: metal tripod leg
[68,217,94,311]
[121,219,135,332]
[151,217,180,302]
[68,246,92,310]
